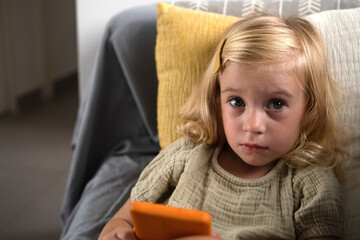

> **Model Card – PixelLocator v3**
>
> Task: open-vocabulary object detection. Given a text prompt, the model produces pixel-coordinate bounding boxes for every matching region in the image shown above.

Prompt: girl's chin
[239,155,279,168]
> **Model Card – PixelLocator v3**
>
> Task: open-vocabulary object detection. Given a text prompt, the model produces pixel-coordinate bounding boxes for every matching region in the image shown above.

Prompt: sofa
[60,1,360,239]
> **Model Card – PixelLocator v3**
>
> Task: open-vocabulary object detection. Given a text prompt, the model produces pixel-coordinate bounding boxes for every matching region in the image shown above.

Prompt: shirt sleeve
[130,137,194,203]
[292,167,343,240]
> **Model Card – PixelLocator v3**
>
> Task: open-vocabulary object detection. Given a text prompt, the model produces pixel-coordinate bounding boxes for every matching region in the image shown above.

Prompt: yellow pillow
[156,3,240,149]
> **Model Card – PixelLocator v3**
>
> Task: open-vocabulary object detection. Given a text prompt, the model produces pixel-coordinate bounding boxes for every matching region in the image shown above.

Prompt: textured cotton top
[131,137,343,240]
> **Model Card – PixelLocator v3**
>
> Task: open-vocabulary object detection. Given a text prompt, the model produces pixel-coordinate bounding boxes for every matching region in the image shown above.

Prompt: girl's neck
[217,143,278,180]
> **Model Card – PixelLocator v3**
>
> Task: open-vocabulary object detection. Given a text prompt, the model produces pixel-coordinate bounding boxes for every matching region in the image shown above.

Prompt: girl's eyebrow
[220,87,240,94]
[271,90,295,98]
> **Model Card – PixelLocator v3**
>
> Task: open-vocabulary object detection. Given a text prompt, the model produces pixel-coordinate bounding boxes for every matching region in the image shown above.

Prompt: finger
[174,236,222,240]
[116,230,138,240]
[211,233,221,238]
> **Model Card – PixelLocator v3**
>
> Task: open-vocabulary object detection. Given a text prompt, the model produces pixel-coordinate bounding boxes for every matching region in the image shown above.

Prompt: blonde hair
[178,13,349,175]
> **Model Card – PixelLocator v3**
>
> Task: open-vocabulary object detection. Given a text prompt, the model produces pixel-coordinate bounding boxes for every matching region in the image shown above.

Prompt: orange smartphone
[130,201,211,240]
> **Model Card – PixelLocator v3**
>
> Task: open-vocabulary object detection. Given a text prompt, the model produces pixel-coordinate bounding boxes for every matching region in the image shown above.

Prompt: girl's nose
[243,109,266,134]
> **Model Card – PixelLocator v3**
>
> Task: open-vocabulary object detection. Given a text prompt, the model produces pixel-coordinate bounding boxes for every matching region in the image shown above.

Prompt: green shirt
[131,137,343,240]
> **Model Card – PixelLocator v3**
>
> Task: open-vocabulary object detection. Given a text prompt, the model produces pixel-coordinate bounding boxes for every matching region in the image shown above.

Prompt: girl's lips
[241,144,268,153]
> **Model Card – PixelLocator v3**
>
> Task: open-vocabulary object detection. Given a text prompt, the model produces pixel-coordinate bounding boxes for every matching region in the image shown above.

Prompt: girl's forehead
[219,62,304,93]
[222,61,303,83]
[222,62,298,77]
[223,60,298,73]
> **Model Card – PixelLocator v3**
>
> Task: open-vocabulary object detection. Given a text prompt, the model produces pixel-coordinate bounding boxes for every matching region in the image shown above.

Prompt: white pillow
[306,8,360,239]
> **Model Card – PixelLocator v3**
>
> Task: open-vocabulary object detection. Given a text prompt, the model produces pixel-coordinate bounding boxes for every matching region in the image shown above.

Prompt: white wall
[76,0,158,99]
[0,0,77,114]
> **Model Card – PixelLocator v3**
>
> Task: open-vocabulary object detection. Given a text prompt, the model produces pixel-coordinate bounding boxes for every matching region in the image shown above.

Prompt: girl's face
[219,63,305,170]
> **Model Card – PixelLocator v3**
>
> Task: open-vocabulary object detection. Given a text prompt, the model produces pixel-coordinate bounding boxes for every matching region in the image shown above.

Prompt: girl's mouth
[241,143,268,153]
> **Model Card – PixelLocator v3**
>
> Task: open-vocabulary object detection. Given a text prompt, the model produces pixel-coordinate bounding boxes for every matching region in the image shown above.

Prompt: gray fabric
[61,137,157,240]
[174,0,360,17]
[60,3,159,227]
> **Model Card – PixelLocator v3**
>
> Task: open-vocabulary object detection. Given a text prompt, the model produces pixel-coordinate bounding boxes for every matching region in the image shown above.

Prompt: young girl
[99,13,349,240]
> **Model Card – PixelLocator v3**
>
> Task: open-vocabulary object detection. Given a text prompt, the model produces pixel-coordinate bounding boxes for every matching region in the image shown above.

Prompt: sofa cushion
[172,0,359,18]
[156,3,239,149]
[305,8,360,239]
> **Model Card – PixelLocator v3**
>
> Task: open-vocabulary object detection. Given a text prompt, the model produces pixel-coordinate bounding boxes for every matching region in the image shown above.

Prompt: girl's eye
[268,99,285,110]
[229,97,245,107]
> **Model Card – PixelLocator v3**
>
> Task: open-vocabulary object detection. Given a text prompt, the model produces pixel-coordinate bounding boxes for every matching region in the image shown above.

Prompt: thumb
[211,233,222,239]
[116,230,138,240]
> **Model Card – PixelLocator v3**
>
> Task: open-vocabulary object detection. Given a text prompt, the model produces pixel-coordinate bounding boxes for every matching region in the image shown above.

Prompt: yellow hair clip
[213,38,227,74]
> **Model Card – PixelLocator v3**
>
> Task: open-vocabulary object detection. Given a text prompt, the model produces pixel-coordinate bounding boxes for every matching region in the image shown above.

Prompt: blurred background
[0,0,77,239]
[0,0,154,239]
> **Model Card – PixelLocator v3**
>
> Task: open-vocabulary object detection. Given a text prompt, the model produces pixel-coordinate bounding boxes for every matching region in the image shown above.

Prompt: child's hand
[114,228,138,240]
[99,199,137,240]
[173,233,223,240]
[98,219,138,240]
[98,219,137,240]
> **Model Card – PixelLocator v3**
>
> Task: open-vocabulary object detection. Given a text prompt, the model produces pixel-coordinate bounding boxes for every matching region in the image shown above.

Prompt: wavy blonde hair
[178,13,349,176]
